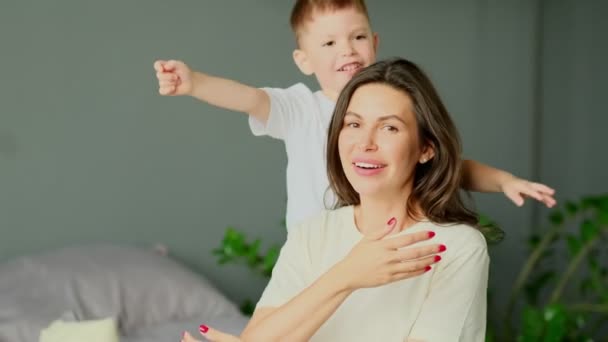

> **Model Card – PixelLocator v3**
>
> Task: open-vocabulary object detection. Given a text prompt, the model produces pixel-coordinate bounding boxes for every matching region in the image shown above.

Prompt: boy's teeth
[355,162,382,169]
[340,63,361,71]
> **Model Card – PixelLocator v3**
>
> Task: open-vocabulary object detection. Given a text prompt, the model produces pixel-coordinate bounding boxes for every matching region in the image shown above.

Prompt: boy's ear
[293,49,314,75]
[373,33,379,53]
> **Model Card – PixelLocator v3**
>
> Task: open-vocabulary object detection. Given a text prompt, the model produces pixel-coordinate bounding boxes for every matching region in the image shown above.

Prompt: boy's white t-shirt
[249,83,336,229]
[256,206,490,342]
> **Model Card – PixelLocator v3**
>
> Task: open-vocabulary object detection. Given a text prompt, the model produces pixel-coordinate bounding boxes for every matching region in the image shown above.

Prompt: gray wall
[1,0,605,313]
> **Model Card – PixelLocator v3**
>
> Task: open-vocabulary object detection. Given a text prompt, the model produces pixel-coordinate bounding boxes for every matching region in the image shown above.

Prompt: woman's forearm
[242,265,353,342]
[283,290,351,341]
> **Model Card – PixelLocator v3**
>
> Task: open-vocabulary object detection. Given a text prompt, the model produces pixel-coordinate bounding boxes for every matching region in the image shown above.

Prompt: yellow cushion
[39,317,119,342]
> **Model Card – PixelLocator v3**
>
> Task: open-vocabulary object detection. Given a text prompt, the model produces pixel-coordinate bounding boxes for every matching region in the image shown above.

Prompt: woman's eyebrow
[377,114,407,125]
[345,112,407,125]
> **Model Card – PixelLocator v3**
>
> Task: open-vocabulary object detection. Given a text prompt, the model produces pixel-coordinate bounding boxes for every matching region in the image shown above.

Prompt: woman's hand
[181,325,241,342]
[335,218,445,291]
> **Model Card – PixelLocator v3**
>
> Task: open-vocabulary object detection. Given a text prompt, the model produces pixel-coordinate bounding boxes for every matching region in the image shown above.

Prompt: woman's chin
[352,185,384,199]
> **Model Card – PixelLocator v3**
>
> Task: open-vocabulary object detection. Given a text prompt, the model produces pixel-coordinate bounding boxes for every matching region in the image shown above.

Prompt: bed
[0,244,249,342]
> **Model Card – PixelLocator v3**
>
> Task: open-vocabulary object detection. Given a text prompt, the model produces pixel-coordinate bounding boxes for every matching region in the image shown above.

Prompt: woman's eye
[383,125,398,132]
[345,122,360,128]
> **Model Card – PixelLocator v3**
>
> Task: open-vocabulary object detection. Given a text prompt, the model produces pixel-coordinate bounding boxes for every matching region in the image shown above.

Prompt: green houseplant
[497,194,608,341]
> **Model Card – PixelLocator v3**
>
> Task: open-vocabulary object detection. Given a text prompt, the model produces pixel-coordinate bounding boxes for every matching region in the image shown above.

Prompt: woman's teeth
[355,162,382,169]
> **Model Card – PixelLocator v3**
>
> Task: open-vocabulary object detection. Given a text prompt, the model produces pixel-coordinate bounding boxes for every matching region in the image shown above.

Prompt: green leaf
[247,239,261,266]
[542,304,567,342]
[262,246,280,276]
[580,220,599,242]
[239,299,255,316]
[574,314,587,330]
[528,234,541,248]
[598,209,608,226]
[598,194,608,211]
[588,256,600,272]
[477,214,505,245]
[580,196,596,210]
[525,271,556,304]
[221,228,246,256]
[565,201,579,216]
[579,278,593,297]
[566,234,582,256]
[520,306,544,342]
[549,210,564,225]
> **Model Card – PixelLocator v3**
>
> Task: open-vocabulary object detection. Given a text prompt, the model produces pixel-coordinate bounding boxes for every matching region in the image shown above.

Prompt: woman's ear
[293,49,314,75]
[419,144,435,164]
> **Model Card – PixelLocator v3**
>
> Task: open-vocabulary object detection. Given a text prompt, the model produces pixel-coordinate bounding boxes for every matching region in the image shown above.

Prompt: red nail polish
[428,231,435,238]
[199,325,209,333]
[387,217,396,226]
[425,265,432,272]
[434,255,442,262]
[438,244,447,252]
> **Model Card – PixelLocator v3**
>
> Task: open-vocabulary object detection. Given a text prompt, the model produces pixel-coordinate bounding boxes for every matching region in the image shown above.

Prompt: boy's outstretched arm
[154,60,270,124]
[461,159,556,208]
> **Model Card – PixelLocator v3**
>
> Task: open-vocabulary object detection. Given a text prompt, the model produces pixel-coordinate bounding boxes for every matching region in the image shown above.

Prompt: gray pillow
[0,258,74,342]
[0,244,242,339]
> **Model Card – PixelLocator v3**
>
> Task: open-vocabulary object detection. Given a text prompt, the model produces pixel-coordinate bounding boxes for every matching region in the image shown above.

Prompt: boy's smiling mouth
[338,62,363,72]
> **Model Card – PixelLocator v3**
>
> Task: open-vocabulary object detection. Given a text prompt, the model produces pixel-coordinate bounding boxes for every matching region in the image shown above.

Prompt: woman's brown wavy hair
[326,57,478,226]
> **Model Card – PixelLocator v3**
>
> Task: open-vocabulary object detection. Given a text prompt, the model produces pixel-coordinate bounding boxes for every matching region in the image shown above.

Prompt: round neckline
[345,205,430,238]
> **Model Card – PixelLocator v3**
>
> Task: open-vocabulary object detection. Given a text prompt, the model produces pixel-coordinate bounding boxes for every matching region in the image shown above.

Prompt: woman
[184,58,489,342]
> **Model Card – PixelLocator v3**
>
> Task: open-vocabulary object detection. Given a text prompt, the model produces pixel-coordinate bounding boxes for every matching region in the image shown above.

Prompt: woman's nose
[357,132,377,151]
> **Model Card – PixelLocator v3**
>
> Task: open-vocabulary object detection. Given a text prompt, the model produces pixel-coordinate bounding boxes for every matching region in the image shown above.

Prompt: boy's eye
[323,41,335,47]
[355,34,368,40]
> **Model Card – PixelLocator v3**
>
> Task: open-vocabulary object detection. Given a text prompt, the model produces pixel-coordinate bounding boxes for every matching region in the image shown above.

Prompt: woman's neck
[354,192,424,235]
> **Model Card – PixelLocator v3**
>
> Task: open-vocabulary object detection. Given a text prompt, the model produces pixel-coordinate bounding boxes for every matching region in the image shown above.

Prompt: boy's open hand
[154,59,193,96]
[501,177,556,208]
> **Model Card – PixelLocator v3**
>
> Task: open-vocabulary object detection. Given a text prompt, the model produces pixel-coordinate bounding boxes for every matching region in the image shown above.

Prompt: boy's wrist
[497,171,517,191]
[188,71,207,97]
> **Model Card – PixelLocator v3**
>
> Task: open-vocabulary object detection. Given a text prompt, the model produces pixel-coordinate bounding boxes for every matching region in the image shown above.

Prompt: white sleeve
[408,235,490,342]
[255,226,312,309]
[248,83,312,140]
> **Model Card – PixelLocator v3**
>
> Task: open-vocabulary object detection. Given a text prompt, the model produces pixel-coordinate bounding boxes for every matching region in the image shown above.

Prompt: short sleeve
[408,233,490,342]
[256,226,312,309]
[248,83,313,140]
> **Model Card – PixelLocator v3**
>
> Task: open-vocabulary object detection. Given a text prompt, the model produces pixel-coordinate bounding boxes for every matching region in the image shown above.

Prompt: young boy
[154,0,555,229]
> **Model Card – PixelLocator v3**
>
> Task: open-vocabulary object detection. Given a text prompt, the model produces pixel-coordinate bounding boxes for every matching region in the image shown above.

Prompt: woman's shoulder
[290,206,354,237]
[426,221,488,251]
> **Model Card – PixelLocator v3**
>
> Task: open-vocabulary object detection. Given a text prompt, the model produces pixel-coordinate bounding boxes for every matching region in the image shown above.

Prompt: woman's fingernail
[428,231,435,238]
[434,255,442,262]
[387,217,396,226]
[425,265,432,272]
[199,324,209,334]
[438,244,447,252]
